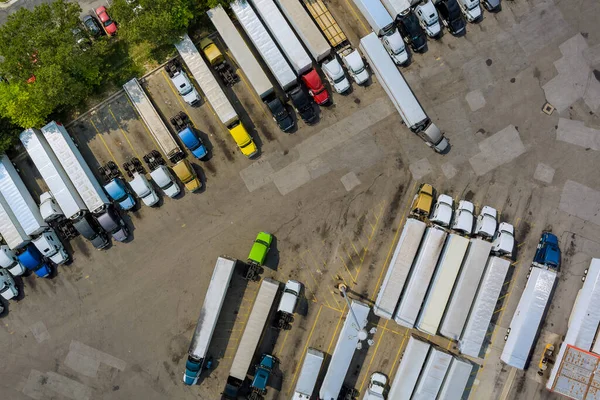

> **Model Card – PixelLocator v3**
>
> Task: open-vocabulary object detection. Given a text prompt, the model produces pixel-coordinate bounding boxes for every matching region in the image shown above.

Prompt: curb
[0,0,20,9]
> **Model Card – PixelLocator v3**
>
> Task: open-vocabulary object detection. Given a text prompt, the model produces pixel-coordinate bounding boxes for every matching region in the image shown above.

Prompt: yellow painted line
[235,64,270,121]
[359,328,386,392]
[90,119,122,172]
[370,181,417,301]
[322,303,344,314]
[515,217,521,228]
[287,305,323,395]
[275,329,291,356]
[300,252,333,309]
[124,96,168,160]
[108,106,142,161]
[327,304,347,354]
[303,282,319,303]
[349,239,361,259]
[343,0,369,35]
[518,242,526,247]
[446,340,453,350]
[161,70,204,131]
[388,334,409,378]
[308,250,342,309]
[226,279,263,359]
[340,256,356,283]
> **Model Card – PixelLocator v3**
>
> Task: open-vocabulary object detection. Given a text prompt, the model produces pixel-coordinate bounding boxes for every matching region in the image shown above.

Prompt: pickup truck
[533,232,560,270]
[246,231,273,280]
[251,354,277,399]
[275,280,302,329]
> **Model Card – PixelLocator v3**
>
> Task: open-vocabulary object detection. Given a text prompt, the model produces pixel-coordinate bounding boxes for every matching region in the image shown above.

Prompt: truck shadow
[190,162,207,194]
[264,236,280,272]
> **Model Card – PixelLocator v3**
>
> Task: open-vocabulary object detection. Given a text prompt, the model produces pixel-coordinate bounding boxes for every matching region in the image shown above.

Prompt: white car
[416,1,442,38]
[492,222,515,257]
[475,206,498,238]
[342,49,369,85]
[365,372,387,398]
[381,30,409,65]
[452,200,475,235]
[322,57,351,94]
[430,194,454,227]
[458,0,482,22]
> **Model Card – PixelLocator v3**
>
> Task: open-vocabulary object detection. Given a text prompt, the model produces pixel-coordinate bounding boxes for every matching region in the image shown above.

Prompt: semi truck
[20,128,87,220]
[439,239,492,340]
[0,154,48,236]
[387,335,430,398]
[459,256,510,357]
[0,245,26,276]
[41,121,110,215]
[198,37,239,87]
[380,0,418,19]
[292,348,324,399]
[500,266,557,369]
[352,0,408,65]
[437,357,473,400]
[374,218,426,320]
[359,33,449,152]
[274,0,331,62]
[0,267,18,302]
[417,234,469,335]
[183,256,237,385]
[394,226,447,328]
[224,278,279,397]
[319,300,370,399]
[175,34,258,158]
[547,258,600,390]
[275,279,301,330]
[250,354,277,398]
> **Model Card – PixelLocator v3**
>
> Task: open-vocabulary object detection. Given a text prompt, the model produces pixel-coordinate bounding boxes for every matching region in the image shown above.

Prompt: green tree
[0,115,22,154]
[0,0,107,128]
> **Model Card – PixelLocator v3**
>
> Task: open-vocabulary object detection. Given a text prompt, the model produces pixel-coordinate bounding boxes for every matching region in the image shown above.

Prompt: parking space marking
[388,333,409,378]
[223,280,263,359]
[304,249,343,310]
[370,181,418,301]
[124,96,168,160]
[286,304,323,395]
[89,118,123,174]
[326,304,347,355]
[108,106,142,161]
[358,324,386,392]
[232,61,270,122]
[299,250,333,309]
[343,0,369,35]
[275,329,290,356]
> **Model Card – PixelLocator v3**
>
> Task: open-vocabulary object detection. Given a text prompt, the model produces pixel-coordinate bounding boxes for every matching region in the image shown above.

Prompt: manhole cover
[542,102,555,115]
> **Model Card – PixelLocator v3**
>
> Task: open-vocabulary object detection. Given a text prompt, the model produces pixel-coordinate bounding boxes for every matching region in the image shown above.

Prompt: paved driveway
[0,0,108,25]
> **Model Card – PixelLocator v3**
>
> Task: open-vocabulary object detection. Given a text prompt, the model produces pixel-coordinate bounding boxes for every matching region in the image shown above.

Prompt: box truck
[359,33,449,152]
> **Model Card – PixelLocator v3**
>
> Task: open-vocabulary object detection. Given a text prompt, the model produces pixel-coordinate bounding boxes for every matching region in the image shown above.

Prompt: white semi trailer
[20,128,87,220]
[437,357,473,400]
[359,33,449,152]
[394,226,447,328]
[374,218,426,320]
[412,346,453,399]
[388,335,430,399]
[417,234,469,335]
[292,348,324,399]
[439,239,492,340]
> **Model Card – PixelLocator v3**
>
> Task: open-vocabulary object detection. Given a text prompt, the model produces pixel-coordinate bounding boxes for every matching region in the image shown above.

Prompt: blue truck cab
[104,178,136,211]
[251,354,277,395]
[17,244,51,278]
[178,127,208,160]
[183,357,202,385]
[533,232,561,270]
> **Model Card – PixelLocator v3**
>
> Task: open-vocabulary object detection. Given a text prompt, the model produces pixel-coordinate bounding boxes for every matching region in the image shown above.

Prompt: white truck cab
[342,49,369,85]
[322,57,351,94]
[39,192,64,223]
[150,165,180,198]
[381,29,409,65]
[492,222,514,257]
[457,0,482,22]
[0,268,18,301]
[278,280,302,315]
[0,245,26,276]
[416,1,441,37]
[430,194,454,227]
[130,173,159,207]
[475,206,498,238]
[33,230,69,265]
[363,372,387,399]
[452,200,475,235]
[420,123,449,153]
[171,70,201,106]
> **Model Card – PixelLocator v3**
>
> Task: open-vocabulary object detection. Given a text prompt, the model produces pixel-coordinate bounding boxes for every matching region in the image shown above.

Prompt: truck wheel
[0,298,7,318]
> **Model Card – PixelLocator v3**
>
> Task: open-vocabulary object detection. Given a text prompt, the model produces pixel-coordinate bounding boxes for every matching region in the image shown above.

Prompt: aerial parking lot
[2,0,600,399]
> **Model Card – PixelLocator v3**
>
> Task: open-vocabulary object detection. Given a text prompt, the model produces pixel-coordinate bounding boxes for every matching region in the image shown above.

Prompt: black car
[82,15,103,37]
[266,97,294,132]
[397,11,427,53]
[289,86,317,125]
[436,0,466,36]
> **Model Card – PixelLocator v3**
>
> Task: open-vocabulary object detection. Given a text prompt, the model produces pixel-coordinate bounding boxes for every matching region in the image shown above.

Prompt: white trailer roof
[501,267,557,369]
[437,357,473,400]
[439,239,492,340]
[548,345,600,400]
[359,33,427,131]
[175,34,238,126]
[380,0,412,19]
[319,300,370,400]
[207,6,274,99]
[388,336,430,399]
[547,259,600,389]
[188,257,237,359]
[123,78,182,161]
[229,278,279,380]
[417,234,469,335]
[0,193,29,249]
[413,347,453,400]
[42,122,109,214]
[459,256,510,357]
[293,348,324,398]
[394,226,447,328]
[374,218,426,320]
[20,129,87,220]
[250,0,313,74]
[275,0,331,61]
[230,0,296,91]
[0,154,47,236]
[352,0,394,35]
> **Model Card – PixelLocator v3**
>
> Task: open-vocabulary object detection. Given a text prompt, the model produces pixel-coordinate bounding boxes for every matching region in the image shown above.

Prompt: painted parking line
[232,61,270,122]
[326,304,347,355]
[387,333,409,378]
[124,96,168,161]
[89,118,122,174]
[358,324,386,392]
[343,0,369,35]
[304,250,343,310]
[274,329,291,356]
[223,280,263,359]
[108,106,142,161]
[299,250,334,309]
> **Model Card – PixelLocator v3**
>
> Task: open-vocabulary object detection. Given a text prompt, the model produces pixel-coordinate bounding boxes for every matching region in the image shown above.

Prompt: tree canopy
[0,0,108,129]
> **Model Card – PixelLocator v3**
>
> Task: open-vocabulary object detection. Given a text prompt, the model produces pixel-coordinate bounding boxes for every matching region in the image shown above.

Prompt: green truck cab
[246,232,272,280]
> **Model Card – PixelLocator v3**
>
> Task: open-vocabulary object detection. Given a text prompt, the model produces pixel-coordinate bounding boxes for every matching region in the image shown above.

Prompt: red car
[301,69,330,105]
[95,6,117,36]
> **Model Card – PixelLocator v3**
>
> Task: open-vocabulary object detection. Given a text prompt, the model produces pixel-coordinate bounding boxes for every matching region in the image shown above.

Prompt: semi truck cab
[104,178,136,211]
[534,232,561,270]
[39,192,64,222]
[33,230,69,265]
[173,159,202,192]
[0,268,18,301]
[129,173,159,207]
[0,245,26,276]
[251,354,277,396]
[183,356,203,385]
[228,122,258,158]
[150,165,181,198]
[17,243,52,278]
